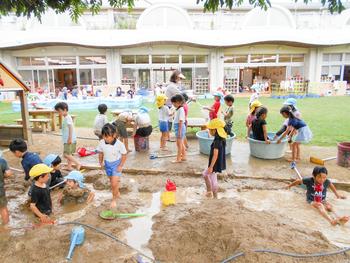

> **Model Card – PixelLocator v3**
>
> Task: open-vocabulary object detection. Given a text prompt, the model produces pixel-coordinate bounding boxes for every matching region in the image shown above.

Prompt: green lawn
[1,96,349,146]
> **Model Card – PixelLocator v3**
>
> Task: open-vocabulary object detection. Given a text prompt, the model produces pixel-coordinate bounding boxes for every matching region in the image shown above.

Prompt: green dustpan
[99,210,146,220]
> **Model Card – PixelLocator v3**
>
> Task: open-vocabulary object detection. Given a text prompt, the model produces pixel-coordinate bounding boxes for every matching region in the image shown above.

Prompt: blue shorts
[104,159,122,177]
[174,123,186,139]
[159,121,169,133]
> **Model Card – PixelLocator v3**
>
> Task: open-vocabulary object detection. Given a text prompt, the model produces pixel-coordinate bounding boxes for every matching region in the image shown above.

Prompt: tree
[0,0,346,22]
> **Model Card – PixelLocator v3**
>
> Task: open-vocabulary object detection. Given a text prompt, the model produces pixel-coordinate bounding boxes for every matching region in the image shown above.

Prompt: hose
[253,247,350,258]
[57,221,156,263]
[220,252,245,263]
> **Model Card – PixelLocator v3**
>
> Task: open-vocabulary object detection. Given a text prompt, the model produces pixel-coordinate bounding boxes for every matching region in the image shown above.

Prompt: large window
[182,55,208,64]
[48,57,76,66]
[80,56,106,65]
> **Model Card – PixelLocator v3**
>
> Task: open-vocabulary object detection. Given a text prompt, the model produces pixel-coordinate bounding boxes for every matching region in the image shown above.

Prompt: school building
[0,0,350,94]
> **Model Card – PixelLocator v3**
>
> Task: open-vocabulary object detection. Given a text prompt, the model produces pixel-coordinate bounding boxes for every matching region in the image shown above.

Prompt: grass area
[1,96,349,146]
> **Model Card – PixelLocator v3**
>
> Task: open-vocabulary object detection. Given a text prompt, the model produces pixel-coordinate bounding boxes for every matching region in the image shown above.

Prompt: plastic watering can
[66,226,85,260]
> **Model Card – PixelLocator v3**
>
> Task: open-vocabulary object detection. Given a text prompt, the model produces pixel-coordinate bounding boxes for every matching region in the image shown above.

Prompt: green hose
[58,221,156,262]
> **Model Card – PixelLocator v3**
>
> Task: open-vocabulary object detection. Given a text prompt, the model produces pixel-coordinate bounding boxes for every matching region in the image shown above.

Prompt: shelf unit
[194,78,209,94]
[224,78,239,93]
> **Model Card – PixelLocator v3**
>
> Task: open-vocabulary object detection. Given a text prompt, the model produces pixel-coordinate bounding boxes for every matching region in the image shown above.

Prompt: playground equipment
[196,131,236,155]
[66,226,85,260]
[248,133,288,159]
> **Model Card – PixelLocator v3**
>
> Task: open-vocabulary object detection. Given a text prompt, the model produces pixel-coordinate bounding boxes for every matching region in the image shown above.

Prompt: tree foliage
[0,0,346,22]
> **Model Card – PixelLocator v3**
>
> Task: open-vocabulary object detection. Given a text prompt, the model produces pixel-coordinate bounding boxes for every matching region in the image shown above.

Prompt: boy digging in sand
[287,166,349,225]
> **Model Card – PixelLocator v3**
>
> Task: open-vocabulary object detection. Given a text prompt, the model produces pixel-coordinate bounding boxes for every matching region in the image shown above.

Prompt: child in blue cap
[43,154,65,189]
[58,171,94,205]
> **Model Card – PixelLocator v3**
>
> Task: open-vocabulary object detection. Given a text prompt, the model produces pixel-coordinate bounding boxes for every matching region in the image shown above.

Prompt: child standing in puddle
[203,119,227,199]
[97,123,127,208]
[0,156,13,225]
[287,166,349,226]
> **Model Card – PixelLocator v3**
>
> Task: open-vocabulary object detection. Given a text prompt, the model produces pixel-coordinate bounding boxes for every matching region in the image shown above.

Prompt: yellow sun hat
[207,118,227,139]
[156,94,168,108]
[29,163,53,178]
[250,100,262,113]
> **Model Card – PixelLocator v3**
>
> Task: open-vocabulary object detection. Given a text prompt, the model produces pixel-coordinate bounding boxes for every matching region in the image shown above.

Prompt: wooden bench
[0,125,25,146]
[187,118,207,130]
[15,118,50,133]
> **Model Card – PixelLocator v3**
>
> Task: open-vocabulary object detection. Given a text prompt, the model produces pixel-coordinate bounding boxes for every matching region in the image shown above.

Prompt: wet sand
[1,129,350,262]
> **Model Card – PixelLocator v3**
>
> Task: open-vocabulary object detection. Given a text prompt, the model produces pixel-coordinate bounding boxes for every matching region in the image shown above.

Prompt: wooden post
[19,91,32,145]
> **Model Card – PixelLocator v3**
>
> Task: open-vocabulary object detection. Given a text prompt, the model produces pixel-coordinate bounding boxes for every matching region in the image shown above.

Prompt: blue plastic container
[196,130,236,155]
[67,226,85,260]
[248,132,288,159]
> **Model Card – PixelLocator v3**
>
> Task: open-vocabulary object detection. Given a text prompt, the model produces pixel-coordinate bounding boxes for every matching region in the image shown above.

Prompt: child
[156,94,170,150]
[134,107,152,138]
[29,164,55,223]
[113,111,133,153]
[171,94,186,163]
[203,92,221,120]
[273,98,302,145]
[246,100,262,138]
[9,138,42,182]
[287,166,349,226]
[43,154,65,189]
[54,102,81,171]
[0,156,13,225]
[277,106,312,162]
[94,103,108,139]
[181,92,190,149]
[203,118,227,199]
[222,94,234,137]
[252,107,270,144]
[97,123,127,208]
[58,171,94,205]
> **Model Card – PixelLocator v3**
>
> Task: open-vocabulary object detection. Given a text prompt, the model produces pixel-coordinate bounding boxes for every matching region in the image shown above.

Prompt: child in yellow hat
[156,94,170,150]
[203,118,227,198]
[246,100,262,138]
[29,164,55,224]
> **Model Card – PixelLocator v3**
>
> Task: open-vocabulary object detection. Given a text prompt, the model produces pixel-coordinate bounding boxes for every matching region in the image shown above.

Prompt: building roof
[0,61,30,91]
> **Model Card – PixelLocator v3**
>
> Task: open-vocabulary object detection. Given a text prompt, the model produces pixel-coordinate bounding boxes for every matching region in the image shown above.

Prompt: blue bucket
[248,132,288,159]
[196,131,236,155]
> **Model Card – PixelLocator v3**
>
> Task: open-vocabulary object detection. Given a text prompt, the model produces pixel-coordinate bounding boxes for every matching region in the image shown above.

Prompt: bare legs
[0,207,9,225]
[64,154,81,171]
[311,201,349,225]
[109,176,120,208]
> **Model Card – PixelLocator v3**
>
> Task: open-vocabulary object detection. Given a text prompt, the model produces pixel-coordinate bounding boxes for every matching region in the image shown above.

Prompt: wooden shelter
[0,61,32,145]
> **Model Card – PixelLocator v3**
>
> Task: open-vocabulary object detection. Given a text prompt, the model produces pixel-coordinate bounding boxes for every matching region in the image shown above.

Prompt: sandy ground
[1,129,350,262]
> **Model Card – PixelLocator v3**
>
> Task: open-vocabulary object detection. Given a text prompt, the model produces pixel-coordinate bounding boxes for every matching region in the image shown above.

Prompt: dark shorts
[114,120,128,138]
[136,125,152,137]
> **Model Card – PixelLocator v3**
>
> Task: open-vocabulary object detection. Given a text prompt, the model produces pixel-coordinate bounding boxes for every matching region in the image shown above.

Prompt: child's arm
[57,192,63,205]
[86,192,95,203]
[262,124,270,144]
[98,152,104,168]
[207,149,219,173]
[286,179,302,189]
[30,203,53,223]
[246,124,252,138]
[277,125,292,143]
[4,169,13,178]
[67,124,73,144]
[273,125,287,140]
[117,154,127,172]
[177,120,183,138]
[330,183,346,199]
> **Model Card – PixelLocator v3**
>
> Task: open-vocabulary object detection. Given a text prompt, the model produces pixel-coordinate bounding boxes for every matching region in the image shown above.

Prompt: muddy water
[230,188,350,247]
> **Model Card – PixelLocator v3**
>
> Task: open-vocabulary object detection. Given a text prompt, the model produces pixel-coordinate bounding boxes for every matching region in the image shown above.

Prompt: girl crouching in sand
[203,119,227,199]
[287,166,349,225]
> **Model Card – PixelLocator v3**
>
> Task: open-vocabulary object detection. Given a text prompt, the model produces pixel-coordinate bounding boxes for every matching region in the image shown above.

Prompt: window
[31,57,46,66]
[291,54,304,62]
[250,55,263,63]
[224,55,247,63]
[323,53,342,62]
[122,55,135,64]
[166,55,179,63]
[80,56,106,65]
[79,69,92,85]
[330,66,341,80]
[279,55,292,63]
[182,55,195,63]
[262,54,277,63]
[152,55,166,64]
[195,55,207,63]
[345,53,350,62]
[93,68,107,85]
[321,66,329,75]
[135,55,149,64]
[48,57,76,66]
[17,57,32,66]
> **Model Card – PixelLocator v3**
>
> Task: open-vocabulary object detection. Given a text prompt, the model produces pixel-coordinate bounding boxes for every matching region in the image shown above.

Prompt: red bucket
[337,142,350,167]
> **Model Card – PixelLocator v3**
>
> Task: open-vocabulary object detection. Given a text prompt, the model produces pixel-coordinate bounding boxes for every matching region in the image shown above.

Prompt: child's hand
[277,139,282,144]
[337,194,346,199]
[117,166,123,173]
[67,138,72,144]
[207,167,213,174]
[40,215,52,224]
[265,140,271,144]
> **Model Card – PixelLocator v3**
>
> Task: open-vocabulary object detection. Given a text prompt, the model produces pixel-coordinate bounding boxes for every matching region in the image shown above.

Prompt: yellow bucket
[161,191,176,206]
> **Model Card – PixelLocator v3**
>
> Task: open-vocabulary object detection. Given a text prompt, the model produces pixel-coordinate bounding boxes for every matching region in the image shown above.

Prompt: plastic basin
[337,142,350,167]
[248,132,288,159]
[196,130,236,155]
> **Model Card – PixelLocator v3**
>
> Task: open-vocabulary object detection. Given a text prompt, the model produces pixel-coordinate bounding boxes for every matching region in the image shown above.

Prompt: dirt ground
[1,129,350,263]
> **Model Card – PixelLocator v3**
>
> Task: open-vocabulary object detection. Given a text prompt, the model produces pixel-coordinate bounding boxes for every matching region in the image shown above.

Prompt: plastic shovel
[99,210,146,220]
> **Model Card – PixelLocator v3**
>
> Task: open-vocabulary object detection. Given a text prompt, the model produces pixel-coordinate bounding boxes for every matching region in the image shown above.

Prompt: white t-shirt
[96,139,127,162]
[158,106,170,122]
[173,107,185,124]
[94,114,108,132]
[62,115,76,143]
[135,112,151,127]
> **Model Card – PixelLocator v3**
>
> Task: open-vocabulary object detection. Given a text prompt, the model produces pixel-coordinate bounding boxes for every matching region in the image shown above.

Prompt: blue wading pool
[196,130,236,155]
[248,132,288,159]
[11,96,143,112]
